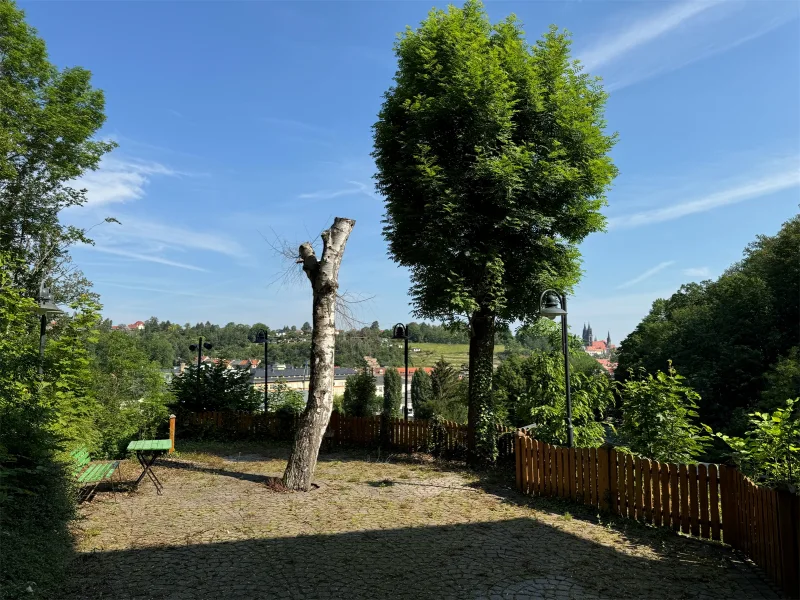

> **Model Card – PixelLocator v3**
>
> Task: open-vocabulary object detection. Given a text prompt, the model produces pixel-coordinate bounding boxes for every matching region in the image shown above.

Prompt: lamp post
[35,282,64,376]
[188,337,213,409]
[392,323,410,421]
[252,329,269,411]
[539,290,573,448]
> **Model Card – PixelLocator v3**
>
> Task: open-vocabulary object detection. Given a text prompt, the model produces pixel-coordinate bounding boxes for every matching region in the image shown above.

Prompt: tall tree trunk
[467,306,498,464]
[282,217,355,491]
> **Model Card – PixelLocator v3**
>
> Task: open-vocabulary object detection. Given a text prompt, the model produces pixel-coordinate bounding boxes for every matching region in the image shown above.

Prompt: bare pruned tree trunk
[282,217,355,491]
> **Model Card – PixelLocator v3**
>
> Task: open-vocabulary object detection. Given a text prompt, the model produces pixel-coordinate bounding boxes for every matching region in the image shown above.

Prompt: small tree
[411,368,432,416]
[707,398,800,488]
[269,378,305,416]
[383,367,402,418]
[171,362,260,413]
[343,369,381,417]
[618,362,707,463]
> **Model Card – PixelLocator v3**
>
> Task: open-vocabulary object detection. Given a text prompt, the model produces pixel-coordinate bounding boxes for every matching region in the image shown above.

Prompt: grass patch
[407,343,505,368]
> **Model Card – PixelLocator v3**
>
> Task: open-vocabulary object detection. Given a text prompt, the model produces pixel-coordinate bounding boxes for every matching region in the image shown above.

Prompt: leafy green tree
[383,367,402,418]
[91,329,172,456]
[171,362,260,413]
[342,370,381,417]
[493,350,612,446]
[618,363,708,463]
[269,378,305,416]
[416,358,469,422]
[411,368,432,416]
[373,0,618,461]
[707,399,800,487]
[760,348,800,414]
[0,0,115,298]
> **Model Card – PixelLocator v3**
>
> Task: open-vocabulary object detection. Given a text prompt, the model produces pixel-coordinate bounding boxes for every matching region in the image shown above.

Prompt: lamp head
[539,291,567,320]
[36,283,64,316]
[203,342,213,350]
[189,344,198,352]
[392,323,407,340]
[253,330,267,344]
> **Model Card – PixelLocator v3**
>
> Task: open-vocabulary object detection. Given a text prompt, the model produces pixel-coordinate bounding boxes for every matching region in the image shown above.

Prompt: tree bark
[282,217,355,491]
[467,306,498,464]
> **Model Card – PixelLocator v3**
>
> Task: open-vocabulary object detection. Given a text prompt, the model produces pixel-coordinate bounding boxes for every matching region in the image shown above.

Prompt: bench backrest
[70,447,91,476]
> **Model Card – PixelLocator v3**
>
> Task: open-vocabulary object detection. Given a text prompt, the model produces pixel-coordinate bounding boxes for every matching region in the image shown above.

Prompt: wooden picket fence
[183,410,515,459]
[515,433,800,598]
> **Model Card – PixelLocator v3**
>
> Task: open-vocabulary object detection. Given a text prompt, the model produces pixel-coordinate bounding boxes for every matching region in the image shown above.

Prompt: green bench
[70,447,121,501]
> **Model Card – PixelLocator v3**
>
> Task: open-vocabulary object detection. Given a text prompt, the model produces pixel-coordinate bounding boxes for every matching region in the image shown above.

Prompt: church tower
[582,323,587,345]
[607,331,611,347]
[587,323,593,345]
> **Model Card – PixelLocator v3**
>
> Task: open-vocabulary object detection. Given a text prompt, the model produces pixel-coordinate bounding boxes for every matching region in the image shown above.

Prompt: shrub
[383,368,402,418]
[707,398,800,487]
[343,369,381,417]
[618,362,708,463]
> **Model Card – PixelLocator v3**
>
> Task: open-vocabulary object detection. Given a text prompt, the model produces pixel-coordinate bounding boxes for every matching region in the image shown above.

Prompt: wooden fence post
[169,414,176,453]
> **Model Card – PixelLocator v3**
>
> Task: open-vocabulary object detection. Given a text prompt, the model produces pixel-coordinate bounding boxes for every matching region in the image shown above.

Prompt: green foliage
[332,394,345,415]
[493,350,613,446]
[343,370,381,417]
[90,329,172,457]
[707,399,800,488]
[0,0,115,300]
[383,367,402,418]
[269,378,305,416]
[373,0,618,461]
[416,359,469,423]
[618,363,708,463]
[616,214,800,435]
[171,362,261,413]
[411,368,432,416]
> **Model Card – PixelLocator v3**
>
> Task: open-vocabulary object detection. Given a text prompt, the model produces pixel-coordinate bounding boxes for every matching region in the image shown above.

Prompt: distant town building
[581,324,617,375]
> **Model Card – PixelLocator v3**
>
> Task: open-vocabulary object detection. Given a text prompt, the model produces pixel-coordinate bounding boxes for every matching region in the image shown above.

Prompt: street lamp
[251,329,269,411]
[392,323,410,421]
[539,290,573,448]
[35,282,64,376]
[188,337,213,409]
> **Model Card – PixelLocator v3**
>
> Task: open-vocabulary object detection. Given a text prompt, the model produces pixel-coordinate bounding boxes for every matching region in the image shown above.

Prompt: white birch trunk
[282,217,355,491]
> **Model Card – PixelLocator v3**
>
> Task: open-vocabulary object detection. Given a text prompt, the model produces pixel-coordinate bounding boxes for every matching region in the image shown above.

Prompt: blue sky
[23,0,800,342]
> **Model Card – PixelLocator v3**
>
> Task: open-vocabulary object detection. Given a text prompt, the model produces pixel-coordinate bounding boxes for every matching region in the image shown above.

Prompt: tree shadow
[156,458,287,488]
[62,517,775,600]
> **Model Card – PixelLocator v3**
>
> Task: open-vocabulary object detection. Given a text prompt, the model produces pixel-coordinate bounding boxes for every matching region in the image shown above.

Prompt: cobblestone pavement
[63,443,781,600]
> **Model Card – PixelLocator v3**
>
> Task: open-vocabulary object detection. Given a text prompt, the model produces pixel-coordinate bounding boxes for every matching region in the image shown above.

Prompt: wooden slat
[608,449,618,515]
[710,464,720,542]
[556,447,564,498]
[589,447,598,508]
[679,464,690,534]
[653,461,662,527]
[540,442,548,496]
[689,464,699,537]
[643,459,652,524]
[617,452,627,517]
[635,458,645,522]
[582,448,590,506]
[766,489,778,587]
[670,464,680,531]
[549,444,557,497]
[528,438,536,495]
[698,464,709,539]
[575,448,583,503]
[515,436,523,492]
[522,436,531,494]
[568,448,576,501]
[661,463,671,529]
[627,455,636,520]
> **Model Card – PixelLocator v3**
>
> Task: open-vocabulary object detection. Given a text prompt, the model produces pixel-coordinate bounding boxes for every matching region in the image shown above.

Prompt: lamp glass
[539,292,566,320]
[392,323,406,340]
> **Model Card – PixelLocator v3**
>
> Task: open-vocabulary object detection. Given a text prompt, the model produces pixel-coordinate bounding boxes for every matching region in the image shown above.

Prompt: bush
[269,378,305,416]
[343,370,381,417]
[383,368,402,418]
[618,362,708,463]
[171,362,261,413]
[707,398,800,487]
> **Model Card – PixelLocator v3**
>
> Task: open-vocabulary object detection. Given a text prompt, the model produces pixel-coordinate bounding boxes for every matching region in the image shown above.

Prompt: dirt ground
[63,442,781,600]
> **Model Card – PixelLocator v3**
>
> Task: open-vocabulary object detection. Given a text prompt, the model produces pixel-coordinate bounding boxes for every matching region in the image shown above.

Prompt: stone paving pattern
[63,442,782,599]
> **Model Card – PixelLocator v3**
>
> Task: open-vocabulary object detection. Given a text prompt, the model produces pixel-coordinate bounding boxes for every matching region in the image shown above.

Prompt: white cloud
[109,217,247,257]
[616,261,676,290]
[90,246,208,272]
[683,267,711,277]
[73,157,177,206]
[608,162,800,230]
[579,1,722,71]
[578,1,799,91]
[298,181,375,200]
